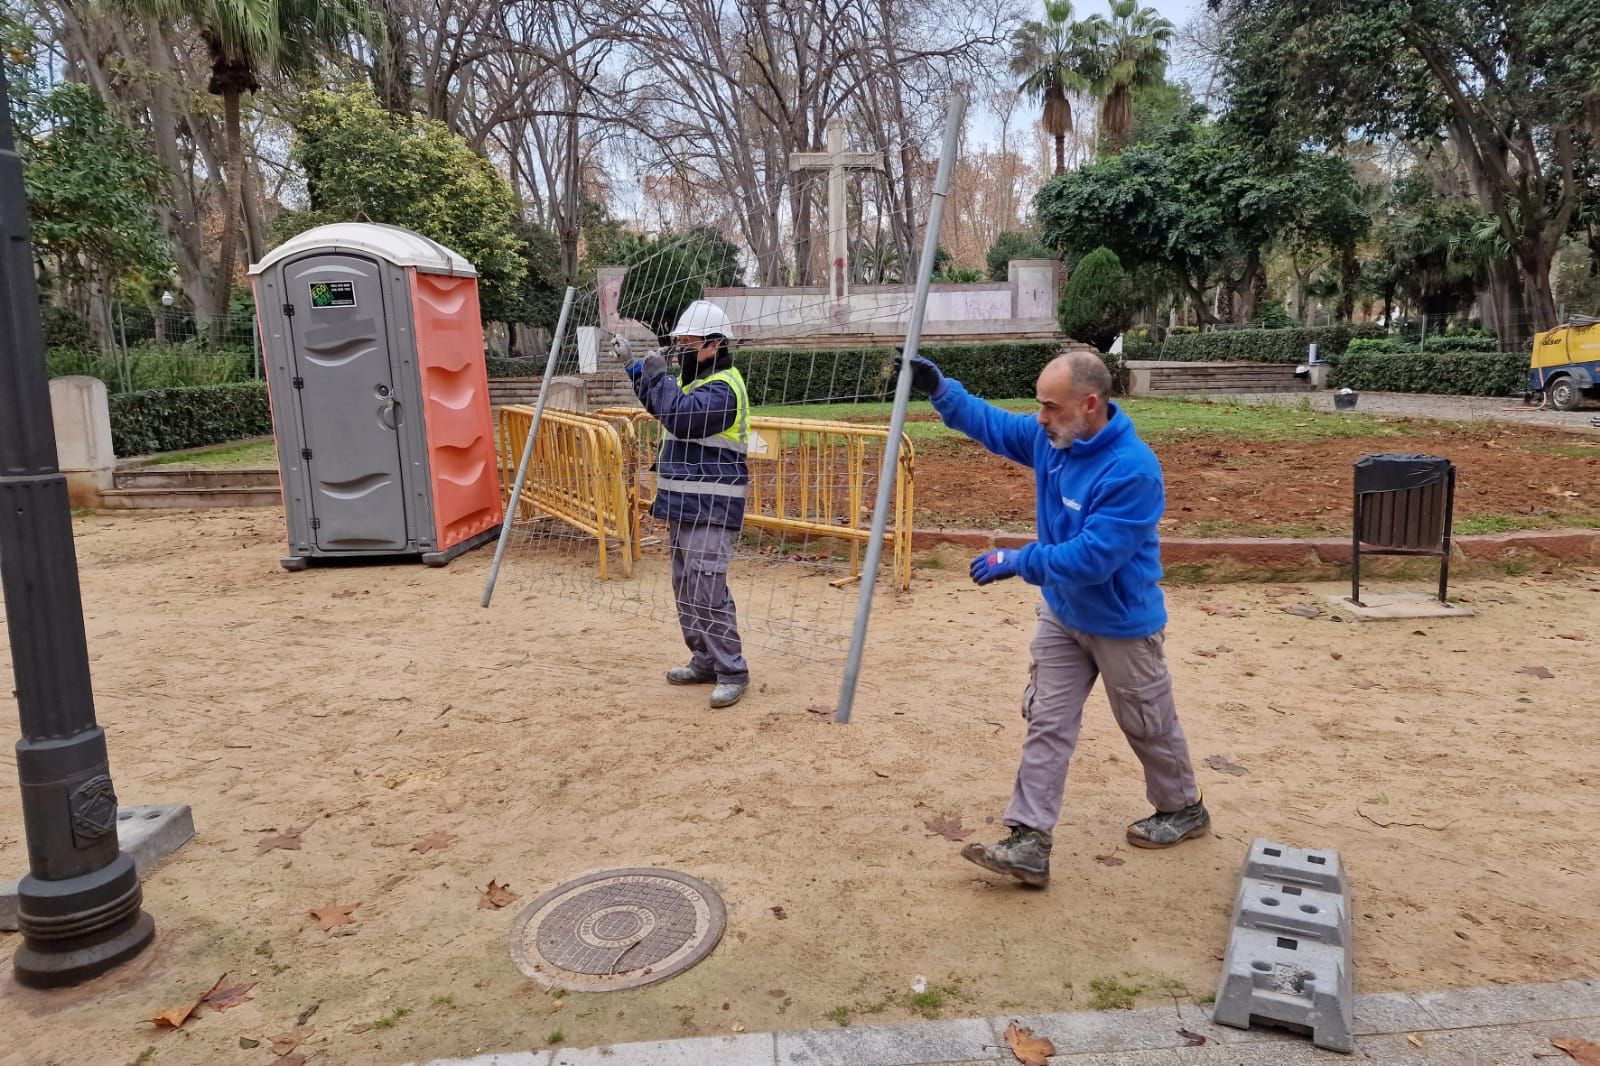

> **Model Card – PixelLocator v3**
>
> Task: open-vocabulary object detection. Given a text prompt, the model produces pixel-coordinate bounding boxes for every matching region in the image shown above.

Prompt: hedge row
[1328,352,1528,397]
[735,342,1068,405]
[109,382,273,456]
[1123,324,1384,364]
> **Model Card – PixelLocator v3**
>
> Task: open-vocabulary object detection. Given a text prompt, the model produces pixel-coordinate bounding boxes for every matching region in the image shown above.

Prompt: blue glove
[627,353,668,383]
[891,351,945,397]
[970,547,1023,586]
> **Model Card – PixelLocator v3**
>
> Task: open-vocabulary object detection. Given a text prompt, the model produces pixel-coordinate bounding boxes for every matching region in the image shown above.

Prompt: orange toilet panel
[408,268,504,550]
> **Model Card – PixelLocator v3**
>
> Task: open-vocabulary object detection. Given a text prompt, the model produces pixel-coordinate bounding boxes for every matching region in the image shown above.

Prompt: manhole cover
[507,868,726,991]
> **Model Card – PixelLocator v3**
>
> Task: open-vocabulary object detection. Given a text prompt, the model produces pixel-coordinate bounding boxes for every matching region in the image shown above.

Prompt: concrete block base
[1,803,193,931]
[1328,592,1475,620]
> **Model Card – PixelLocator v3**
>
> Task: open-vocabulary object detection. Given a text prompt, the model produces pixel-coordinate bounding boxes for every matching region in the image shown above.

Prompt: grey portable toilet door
[281,254,410,551]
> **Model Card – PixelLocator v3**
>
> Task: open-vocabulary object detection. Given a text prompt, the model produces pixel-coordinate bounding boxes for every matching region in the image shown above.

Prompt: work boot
[667,665,716,686]
[709,681,747,708]
[1126,800,1211,849]
[960,826,1051,887]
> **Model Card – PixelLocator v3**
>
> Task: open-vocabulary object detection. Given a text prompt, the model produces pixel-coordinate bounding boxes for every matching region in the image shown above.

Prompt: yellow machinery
[1528,317,1600,410]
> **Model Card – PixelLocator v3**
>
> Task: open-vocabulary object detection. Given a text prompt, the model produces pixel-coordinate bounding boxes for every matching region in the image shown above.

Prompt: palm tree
[1078,0,1174,156]
[1011,0,1091,176]
[111,0,377,331]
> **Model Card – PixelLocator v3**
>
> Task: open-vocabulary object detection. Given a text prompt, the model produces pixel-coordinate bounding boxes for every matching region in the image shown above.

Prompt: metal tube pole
[835,94,966,725]
[481,286,577,608]
[0,67,155,986]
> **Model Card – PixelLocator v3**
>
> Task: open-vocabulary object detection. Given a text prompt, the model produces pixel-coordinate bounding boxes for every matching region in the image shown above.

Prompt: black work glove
[891,350,945,397]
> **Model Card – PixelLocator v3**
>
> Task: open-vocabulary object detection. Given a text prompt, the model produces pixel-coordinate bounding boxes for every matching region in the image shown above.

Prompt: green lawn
[753,396,1411,444]
[145,439,278,468]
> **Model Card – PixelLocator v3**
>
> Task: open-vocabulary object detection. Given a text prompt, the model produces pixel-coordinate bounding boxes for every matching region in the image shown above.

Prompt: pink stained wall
[408,268,503,551]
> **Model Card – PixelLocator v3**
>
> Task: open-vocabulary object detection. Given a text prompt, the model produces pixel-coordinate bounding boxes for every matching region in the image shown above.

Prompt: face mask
[664,342,697,364]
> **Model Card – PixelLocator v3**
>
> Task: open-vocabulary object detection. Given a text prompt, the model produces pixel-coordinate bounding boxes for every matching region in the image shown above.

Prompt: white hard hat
[671,300,733,339]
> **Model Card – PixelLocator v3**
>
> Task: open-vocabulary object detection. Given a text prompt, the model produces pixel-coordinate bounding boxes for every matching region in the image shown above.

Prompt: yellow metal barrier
[593,408,915,591]
[497,405,634,579]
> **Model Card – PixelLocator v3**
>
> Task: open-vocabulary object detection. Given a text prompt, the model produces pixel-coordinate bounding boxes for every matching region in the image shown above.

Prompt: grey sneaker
[667,665,716,686]
[960,826,1051,886]
[709,682,747,708]
[1126,800,1211,849]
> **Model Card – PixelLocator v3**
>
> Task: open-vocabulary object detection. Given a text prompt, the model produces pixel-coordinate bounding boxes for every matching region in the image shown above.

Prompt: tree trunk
[1520,242,1559,334]
[1338,251,1358,322]
[215,88,244,343]
[1054,133,1065,175]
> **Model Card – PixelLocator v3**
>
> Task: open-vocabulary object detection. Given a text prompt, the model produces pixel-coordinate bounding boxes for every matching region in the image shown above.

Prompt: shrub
[1345,338,1407,354]
[1329,351,1528,396]
[985,230,1057,281]
[486,356,545,379]
[1419,333,1500,352]
[736,341,1069,405]
[1057,247,1136,353]
[109,383,272,456]
[48,339,253,393]
[1120,323,1383,364]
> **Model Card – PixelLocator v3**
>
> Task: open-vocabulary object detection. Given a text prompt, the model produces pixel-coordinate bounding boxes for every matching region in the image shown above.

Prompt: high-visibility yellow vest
[669,366,750,454]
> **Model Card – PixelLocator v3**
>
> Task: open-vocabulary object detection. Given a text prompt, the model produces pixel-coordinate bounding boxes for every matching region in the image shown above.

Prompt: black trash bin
[1350,454,1456,606]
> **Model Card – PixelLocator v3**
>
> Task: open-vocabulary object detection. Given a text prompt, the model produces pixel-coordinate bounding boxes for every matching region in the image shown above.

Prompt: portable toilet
[248,223,503,570]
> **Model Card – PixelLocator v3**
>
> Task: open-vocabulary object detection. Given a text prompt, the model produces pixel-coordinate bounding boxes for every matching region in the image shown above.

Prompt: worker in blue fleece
[900,349,1207,887]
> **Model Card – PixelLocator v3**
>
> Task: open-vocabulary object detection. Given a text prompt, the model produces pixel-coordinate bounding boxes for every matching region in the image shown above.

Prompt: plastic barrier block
[1232,877,1348,948]
[1244,837,1344,892]
[1214,838,1354,1053]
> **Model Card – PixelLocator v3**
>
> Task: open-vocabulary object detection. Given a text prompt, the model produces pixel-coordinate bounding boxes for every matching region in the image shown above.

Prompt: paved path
[1197,390,1600,435]
[419,977,1599,1065]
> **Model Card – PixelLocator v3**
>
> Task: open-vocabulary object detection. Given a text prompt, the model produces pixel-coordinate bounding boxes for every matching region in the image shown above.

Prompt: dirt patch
[2,509,1599,1065]
[912,422,1600,534]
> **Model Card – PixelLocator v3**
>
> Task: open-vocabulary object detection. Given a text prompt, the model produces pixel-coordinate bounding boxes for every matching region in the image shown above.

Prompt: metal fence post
[481,286,577,608]
[834,94,966,725]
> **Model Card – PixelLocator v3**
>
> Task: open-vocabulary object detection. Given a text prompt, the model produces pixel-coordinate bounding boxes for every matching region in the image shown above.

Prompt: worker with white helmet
[623,299,751,708]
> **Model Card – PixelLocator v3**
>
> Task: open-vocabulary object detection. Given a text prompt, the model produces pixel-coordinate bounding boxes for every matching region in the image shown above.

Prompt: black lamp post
[1,67,155,986]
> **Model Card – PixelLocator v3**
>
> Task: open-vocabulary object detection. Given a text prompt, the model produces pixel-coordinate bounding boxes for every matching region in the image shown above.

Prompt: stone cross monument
[789,118,883,302]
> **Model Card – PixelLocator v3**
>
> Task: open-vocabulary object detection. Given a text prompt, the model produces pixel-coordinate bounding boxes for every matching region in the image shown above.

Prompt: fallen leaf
[310,902,359,930]
[479,880,520,909]
[1205,754,1249,776]
[1282,604,1321,619]
[151,996,204,1030]
[271,1056,307,1066]
[1557,633,1586,641]
[805,704,833,717]
[769,905,787,920]
[1003,1021,1056,1066]
[411,831,458,855]
[1199,603,1245,618]
[1518,666,1556,679]
[269,1028,314,1055]
[1178,1027,1207,1046]
[256,830,302,856]
[767,989,787,998]
[296,1003,321,1026]
[1407,1033,1426,1048]
[1330,651,1343,661]
[240,1038,261,1050]
[201,977,255,1012]
[923,814,972,842]
[331,589,358,599]
[1094,854,1125,867]
[1552,1036,1600,1065]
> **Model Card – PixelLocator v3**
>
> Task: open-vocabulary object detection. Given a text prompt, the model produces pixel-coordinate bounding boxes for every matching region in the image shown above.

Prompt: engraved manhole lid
[507,868,726,991]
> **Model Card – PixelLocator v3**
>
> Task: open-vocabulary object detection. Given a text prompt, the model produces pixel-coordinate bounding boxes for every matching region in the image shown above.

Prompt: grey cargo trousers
[668,520,749,684]
[1005,602,1200,840]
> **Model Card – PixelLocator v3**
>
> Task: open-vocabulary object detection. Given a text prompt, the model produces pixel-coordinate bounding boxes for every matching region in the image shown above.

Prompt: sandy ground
[1,508,1598,1066]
